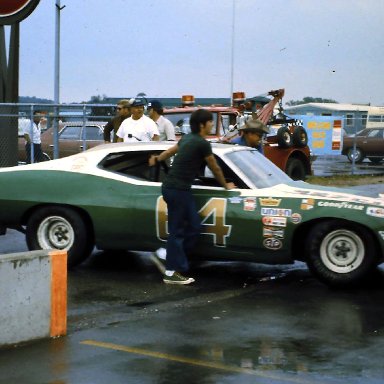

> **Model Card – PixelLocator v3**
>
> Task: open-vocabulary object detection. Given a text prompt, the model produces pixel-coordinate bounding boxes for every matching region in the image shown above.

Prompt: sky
[8,0,384,105]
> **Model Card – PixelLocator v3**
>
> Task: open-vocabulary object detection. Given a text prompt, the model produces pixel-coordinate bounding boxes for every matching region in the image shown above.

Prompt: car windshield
[224,149,291,188]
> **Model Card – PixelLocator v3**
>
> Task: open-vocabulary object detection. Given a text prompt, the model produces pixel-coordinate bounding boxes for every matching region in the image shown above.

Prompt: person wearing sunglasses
[103,99,131,143]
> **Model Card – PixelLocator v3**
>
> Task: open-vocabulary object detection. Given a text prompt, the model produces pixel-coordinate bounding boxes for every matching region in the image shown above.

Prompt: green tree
[286,97,338,106]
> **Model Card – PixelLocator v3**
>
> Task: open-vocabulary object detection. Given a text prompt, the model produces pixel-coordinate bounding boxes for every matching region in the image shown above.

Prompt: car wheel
[285,157,306,180]
[346,147,364,163]
[306,220,378,287]
[277,127,293,148]
[26,206,93,268]
[367,157,383,164]
[292,126,308,147]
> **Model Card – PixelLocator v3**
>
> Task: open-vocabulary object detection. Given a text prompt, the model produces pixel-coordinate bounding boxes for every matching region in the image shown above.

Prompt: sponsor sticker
[318,201,364,210]
[261,208,292,217]
[243,197,257,211]
[367,207,384,218]
[228,196,242,204]
[290,213,302,224]
[379,231,384,240]
[259,197,281,207]
[262,216,287,227]
[263,227,285,238]
[263,237,282,250]
[301,198,314,210]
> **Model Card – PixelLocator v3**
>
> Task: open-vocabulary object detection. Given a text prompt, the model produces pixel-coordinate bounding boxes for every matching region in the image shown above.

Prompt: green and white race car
[0,142,383,287]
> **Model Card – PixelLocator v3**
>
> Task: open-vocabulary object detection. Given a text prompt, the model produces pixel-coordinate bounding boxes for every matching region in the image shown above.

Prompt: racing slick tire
[305,220,378,287]
[346,147,364,163]
[367,157,383,164]
[277,127,293,148]
[285,157,306,180]
[26,206,94,268]
[292,126,308,147]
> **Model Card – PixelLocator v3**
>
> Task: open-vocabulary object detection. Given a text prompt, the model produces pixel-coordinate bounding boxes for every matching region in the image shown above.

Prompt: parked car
[342,128,384,164]
[18,121,107,163]
[1,142,383,287]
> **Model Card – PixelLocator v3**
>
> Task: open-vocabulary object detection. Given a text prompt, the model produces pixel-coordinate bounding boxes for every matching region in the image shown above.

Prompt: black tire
[292,126,308,147]
[26,206,93,268]
[346,147,364,163]
[367,157,383,164]
[285,157,306,180]
[305,220,378,287]
[277,127,293,148]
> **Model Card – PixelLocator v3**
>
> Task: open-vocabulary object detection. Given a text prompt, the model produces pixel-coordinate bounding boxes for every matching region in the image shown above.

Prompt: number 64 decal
[156,196,232,247]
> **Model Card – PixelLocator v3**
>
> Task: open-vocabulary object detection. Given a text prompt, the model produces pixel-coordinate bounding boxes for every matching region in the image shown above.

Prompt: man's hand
[149,155,158,167]
[226,182,236,190]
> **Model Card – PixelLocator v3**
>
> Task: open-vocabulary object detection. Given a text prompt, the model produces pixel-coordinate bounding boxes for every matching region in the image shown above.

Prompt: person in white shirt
[147,100,176,141]
[23,110,46,163]
[116,98,159,142]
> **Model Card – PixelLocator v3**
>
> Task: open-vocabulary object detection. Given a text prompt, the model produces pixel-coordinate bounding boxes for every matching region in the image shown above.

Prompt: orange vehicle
[163,90,312,180]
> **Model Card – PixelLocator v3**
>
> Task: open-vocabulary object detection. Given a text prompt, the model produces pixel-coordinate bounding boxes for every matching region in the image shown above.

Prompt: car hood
[239,181,384,207]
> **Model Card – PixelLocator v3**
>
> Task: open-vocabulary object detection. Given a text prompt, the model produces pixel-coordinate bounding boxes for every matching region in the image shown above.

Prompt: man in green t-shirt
[149,109,235,285]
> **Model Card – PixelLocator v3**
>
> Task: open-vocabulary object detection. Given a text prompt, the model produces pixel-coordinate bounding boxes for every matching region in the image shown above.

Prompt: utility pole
[230,0,236,104]
[53,0,65,159]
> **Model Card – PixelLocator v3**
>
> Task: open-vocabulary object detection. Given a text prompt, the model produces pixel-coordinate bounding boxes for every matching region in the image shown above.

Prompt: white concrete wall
[0,250,67,347]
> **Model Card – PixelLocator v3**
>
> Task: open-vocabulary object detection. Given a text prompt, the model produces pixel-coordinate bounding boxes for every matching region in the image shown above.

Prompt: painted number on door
[156,197,232,247]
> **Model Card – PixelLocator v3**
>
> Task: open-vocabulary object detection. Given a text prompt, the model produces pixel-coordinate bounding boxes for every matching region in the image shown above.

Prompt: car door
[365,129,384,156]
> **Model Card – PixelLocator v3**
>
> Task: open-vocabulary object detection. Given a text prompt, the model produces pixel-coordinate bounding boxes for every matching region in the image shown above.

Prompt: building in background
[284,103,374,135]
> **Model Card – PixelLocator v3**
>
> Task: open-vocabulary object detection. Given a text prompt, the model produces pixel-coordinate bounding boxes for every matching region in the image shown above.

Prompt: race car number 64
[156,196,232,247]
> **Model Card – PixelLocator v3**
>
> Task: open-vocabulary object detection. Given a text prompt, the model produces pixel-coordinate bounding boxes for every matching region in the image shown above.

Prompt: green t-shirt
[162,133,212,190]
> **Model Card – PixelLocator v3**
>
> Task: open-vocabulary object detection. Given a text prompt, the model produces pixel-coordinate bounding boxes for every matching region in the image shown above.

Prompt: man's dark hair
[153,106,164,115]
[189,109,213,134]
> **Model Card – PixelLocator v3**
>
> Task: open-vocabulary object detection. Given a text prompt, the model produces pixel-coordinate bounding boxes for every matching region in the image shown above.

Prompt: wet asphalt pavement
[0,155,384,384]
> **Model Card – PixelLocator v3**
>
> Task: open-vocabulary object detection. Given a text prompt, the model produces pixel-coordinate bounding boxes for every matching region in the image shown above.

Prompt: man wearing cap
[104,99,131,143]
[230,118,269,154]
[147,100,176,141]
[116,98,159,142]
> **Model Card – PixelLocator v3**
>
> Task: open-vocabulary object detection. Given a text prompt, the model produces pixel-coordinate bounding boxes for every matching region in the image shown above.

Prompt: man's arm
[23,133,31,144]
[103,120,114,143]
[149,144,178,166]
[205,154,235,190]
[165,120,176,141]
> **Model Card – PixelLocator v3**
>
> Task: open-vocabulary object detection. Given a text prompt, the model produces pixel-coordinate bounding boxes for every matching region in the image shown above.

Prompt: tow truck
[163,89,312,180]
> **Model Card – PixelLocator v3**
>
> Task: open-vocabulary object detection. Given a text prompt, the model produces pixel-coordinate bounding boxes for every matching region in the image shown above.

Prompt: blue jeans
[161,186,201,272]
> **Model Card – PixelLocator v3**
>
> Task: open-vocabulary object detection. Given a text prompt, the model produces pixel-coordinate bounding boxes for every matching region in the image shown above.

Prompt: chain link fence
[0,103,116,167]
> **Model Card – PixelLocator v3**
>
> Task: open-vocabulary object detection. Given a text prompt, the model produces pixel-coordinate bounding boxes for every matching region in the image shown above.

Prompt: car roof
[61,121,107,127]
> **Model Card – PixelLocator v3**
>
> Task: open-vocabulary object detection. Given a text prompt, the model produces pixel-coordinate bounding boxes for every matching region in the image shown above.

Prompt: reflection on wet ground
[312,155,384,176]
[1,250,384,384]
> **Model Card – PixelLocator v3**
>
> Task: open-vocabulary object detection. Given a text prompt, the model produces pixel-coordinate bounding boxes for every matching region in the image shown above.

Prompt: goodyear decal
[318,201,364,210]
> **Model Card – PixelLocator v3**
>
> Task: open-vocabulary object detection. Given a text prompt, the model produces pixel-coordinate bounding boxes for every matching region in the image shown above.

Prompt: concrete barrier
[0,249,67,347]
